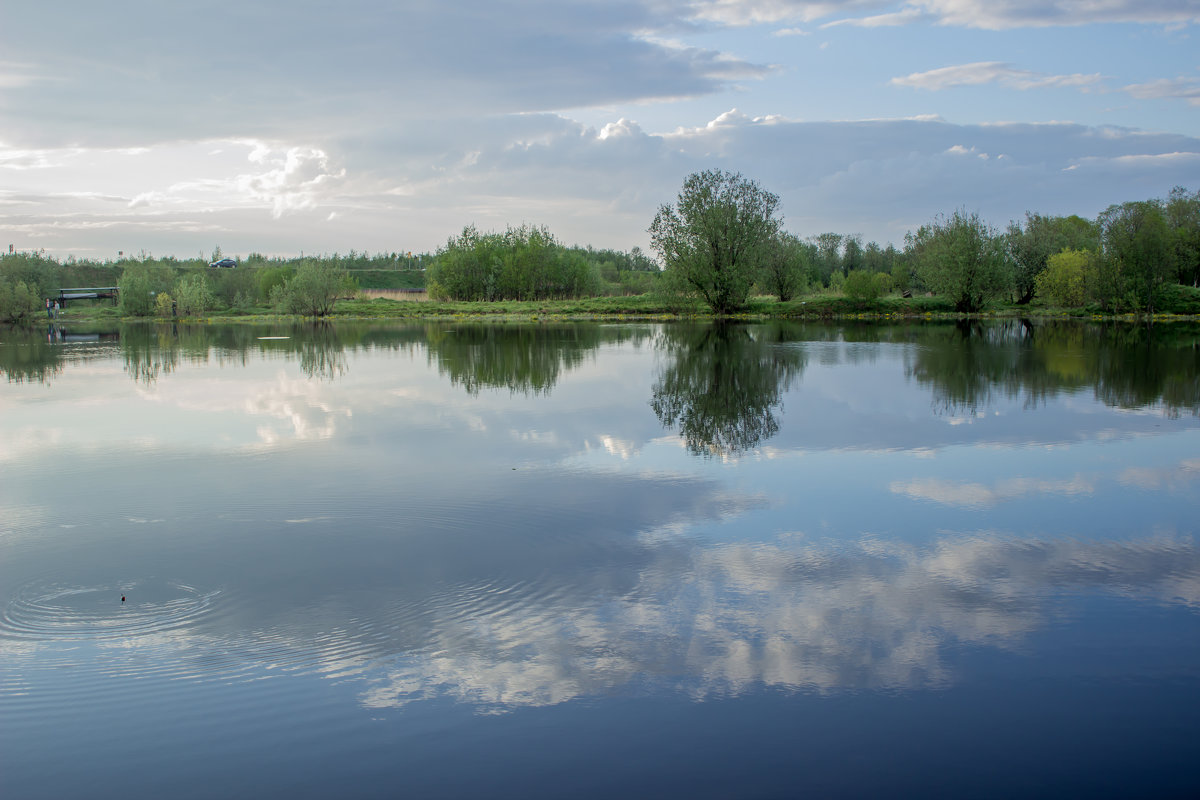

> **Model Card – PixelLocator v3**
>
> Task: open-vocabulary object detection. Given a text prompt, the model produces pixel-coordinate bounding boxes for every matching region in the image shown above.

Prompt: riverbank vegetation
[3,180,1198,323]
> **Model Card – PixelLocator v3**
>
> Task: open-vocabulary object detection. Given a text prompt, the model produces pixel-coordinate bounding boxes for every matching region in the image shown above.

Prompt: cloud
[3,113,1198,257]
[890,475,1095,508]
[824,1,1200,30]
[0,0,771,149]
[330,533,1200,709]
[1122,76,1200,106]
[892,61,1104,91]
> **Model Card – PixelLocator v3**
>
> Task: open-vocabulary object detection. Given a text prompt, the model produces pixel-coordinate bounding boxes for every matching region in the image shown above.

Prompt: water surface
[3,320,1199,798]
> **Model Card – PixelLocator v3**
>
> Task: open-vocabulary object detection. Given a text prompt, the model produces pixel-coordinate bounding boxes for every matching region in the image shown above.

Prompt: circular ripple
[0,579,219,643]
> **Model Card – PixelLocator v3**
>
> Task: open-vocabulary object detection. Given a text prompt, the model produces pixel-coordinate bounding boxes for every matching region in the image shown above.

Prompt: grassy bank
[45,285,1200,324]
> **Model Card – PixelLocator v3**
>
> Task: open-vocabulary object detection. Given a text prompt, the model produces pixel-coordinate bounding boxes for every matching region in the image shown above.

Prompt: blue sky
[1,0,1198,259]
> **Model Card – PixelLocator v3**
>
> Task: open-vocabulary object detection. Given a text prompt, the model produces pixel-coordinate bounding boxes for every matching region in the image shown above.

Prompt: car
[209,258,237,269]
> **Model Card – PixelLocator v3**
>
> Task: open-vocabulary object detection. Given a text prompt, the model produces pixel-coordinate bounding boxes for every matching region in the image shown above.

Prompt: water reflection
[651,322,808,456]
[906,320,1200,416]
[356,533,1200,710]
[4,525,1196,713]
[4,321,1200,423]
[425,324,647,396]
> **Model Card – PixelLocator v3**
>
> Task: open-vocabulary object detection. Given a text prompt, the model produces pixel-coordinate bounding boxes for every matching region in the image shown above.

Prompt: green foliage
[155,292,175,317]
[0,278,42,323]
[428,225,603,301]
[271,260,354,317]
[911,210,1012,313]
[843,269,882,302]
[256,267,294,304]
[812,233,843,286]
[1035,249,1091,308]
[1006,213,1100,304]
[1098,200,1175,313]
[649,170,781,314]
[759,233,812,302]
[1,253,60,295]
[175,274,214,316]
[651,323,808,456]
[118,262,175,316]
[1166,186,1200,287]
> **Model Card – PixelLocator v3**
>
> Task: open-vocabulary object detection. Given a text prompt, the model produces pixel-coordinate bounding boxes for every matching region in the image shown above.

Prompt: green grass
[49,288,1200,323]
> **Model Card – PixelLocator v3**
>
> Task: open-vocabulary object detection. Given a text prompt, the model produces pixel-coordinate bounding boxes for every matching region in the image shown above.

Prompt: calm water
[2,319,1199,798]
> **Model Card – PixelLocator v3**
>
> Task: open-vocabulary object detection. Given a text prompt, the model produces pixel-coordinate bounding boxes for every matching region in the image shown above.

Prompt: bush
[175,274,214,316]
[1035,249,1090,307]
[843,270,881,302]
[428,224,603,301]
[118,262,175,316]
[0,278,41,323]
[155,292,174,317]
[272,261,354,316]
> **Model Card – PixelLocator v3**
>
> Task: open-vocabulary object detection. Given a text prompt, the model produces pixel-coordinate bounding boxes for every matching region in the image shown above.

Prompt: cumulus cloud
[892,61,1104,91]
[3,113,1198,257]
[357,532,1200,710]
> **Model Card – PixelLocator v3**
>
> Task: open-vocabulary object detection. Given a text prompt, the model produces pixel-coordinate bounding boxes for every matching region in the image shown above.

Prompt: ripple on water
[0,579,220,644]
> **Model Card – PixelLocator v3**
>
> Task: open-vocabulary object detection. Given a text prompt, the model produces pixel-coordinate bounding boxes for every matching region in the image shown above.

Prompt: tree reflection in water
[651,322,808,456]
[906,319,1200,417]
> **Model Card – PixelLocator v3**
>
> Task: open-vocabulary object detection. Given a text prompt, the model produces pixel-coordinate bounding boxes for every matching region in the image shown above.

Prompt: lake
[3,319,1199,798]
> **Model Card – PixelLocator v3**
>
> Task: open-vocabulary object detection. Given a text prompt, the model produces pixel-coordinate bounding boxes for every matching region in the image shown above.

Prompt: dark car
[209,258,237,269]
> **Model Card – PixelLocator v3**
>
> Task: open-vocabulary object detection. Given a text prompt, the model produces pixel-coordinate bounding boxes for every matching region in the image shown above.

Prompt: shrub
[0,278,41,323]
[175,274,214,316]
[155,292,175,317]
[1035,249,1090,307]
[843,270,881,302]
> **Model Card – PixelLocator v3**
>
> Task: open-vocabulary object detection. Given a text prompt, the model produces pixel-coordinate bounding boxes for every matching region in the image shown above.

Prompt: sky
[1,0,1198,260]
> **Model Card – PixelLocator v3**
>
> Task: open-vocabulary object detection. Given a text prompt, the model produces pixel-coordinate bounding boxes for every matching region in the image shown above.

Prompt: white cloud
[1122,76,1200,106]
[892,61,1104,91]
[2,113,1198,258]
[824,1,1200,30]
[0,1,772,149]
[890,475,1095,507]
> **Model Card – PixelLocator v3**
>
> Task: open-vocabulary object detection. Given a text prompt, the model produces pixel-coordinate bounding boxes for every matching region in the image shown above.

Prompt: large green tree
[649,170,782,314]
[1006,213,1100,304]
[759,232,812,302]
[1098,200,1175,314]
[1166,186,1200,287]
[911,210,1012,313]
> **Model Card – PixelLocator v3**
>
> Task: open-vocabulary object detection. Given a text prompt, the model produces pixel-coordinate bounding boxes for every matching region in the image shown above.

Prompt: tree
[812,232,843,286]
[0,278,40,323]
[1099,200,1174,314]
[428,224,602,301]
[759,232,812,302]
[1035,249,1091,307]
[272,260,355,317]
[1006,213,1100,304]
[649,170,782,314]
[175,274,214,316]
[912,210,1011,313]
[1166,186,1200,287]
[842,235,864,274]
[118,262,175,316]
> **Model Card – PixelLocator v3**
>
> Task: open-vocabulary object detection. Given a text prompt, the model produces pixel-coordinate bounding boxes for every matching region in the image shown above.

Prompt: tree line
[649,170,1200,315]
[3,173,1198,320]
